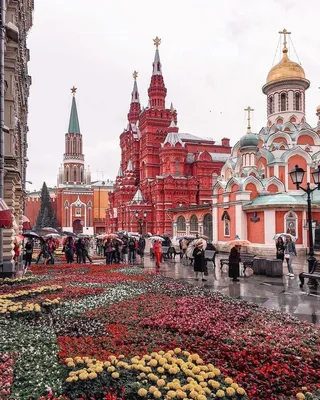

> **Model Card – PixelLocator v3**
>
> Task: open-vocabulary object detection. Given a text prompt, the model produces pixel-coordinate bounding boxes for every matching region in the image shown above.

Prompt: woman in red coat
[153,240,162,268]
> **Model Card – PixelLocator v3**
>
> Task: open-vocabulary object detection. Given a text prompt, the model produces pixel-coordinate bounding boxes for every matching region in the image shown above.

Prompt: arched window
[190,215,199,233]
[295,92,301,111]
[65,207,68,226]
[222,210,230,237]
[177,216,186,231]
[281,93,286,111]
[285,211,297,238]
[80,168,84,183]
[65,166,69,182]
[175,160,180,176]
[269,96,274,114]
[73,167,77,182]
[203,214,213,241]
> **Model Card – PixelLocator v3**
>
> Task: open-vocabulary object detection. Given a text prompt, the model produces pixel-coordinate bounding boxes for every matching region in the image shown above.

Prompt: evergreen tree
[51,212,58,229]
[36,182,54,228]
[41,207,51,227]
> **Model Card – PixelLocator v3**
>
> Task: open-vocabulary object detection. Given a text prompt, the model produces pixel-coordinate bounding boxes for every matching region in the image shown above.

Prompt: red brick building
[106,38,231,237]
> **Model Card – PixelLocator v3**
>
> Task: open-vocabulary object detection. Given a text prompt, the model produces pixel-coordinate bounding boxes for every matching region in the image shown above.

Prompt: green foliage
[36,182,55,228]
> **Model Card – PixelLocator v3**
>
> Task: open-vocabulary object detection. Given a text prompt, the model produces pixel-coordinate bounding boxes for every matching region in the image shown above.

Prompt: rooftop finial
[133,70,138,80]
[279,28,291,53]
[244,106,254,133]
[71,86,77,96]
[153,36,161,48]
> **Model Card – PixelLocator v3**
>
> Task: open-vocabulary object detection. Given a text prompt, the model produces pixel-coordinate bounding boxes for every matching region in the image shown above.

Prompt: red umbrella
[0,198,12,228]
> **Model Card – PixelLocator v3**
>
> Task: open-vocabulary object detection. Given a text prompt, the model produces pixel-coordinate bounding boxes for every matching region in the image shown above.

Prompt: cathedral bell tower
[57,87,90,187]
[262,29,310,126]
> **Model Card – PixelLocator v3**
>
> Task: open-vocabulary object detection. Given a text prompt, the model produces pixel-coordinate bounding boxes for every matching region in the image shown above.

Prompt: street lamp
[134,210,147,234]
[289,164,320,287]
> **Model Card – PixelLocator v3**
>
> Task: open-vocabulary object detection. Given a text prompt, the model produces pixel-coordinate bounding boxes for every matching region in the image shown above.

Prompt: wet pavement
[139,254,320,325]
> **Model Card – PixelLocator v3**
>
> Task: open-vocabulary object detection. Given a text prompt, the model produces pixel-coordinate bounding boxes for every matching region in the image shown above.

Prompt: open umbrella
[150,236,165,242]
[227,239,251,246]
[40,227,59,233]
[23,231,40,239]
[43,233,61,240]
[62,231,77,237]
[273,233,297,242]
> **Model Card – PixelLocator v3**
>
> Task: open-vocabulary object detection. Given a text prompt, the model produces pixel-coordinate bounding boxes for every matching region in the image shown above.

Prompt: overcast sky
[27,0,320,191]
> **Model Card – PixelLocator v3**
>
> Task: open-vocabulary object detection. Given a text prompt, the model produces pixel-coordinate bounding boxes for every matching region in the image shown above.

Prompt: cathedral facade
[106,38,231,236]
[207,30,320,254]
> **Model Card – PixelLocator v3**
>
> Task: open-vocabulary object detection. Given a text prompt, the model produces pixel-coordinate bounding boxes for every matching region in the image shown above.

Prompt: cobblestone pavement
[138,253,320,325]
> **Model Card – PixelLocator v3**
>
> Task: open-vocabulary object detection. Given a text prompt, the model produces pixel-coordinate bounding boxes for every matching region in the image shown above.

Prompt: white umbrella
[150,236,165,242]
[273,233,297,242]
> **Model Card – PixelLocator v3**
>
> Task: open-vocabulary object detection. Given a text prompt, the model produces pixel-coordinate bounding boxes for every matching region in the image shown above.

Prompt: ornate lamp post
[134,210,147,235]
[289,164,320,286]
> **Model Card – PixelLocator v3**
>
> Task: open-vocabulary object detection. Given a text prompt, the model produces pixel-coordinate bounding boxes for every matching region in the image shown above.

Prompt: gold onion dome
[266,47,305,84]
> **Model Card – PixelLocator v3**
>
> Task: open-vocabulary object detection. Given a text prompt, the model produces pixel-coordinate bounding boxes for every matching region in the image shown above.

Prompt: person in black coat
[229,245,241,282]
[276,237,285,261]
[193,242,206,281]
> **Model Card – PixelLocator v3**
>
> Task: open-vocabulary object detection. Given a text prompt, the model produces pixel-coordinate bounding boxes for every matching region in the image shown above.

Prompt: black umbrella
[62,231,77,237]
[23,231,40,239]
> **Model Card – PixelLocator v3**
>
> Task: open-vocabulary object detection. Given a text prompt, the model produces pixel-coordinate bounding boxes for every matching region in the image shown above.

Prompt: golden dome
[266,48,305,84]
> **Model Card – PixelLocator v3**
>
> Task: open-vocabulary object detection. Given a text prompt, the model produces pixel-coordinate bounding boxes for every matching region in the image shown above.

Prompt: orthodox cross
[71,86,77,96]
[279,28,291,49]
[153,36,161,48]
[244,106,254,133]
[133,71,138,80]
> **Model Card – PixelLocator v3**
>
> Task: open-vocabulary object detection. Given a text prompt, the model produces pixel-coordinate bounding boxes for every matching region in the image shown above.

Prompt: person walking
[284,235,297,277]
[276,236,285,261]
[47,237,56,265]
[138,236,146,261]
[153,239,162,268]
[35,238,45,264]
[40,238,49,265]
[128,238,136,264]
[104,239,114,265]
[83,238,93,264]
[64,237,74,264]
[193,241,206,281]
[229,244,241,282]
[75,239,83,264]
[24,238,33,269]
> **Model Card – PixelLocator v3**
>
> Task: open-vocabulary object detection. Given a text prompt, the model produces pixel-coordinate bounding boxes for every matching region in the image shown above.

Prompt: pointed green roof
[68,95,80,134]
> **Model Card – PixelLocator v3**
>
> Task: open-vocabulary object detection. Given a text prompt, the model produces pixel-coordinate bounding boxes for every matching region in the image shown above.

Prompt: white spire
[126,159,133,171]
[132,188,144,203]
[131,71,140,103]
[117,166,124,177]
[169,119,176,128]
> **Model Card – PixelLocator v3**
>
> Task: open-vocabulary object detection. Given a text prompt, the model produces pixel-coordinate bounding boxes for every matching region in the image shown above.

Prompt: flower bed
[0,264,319,399]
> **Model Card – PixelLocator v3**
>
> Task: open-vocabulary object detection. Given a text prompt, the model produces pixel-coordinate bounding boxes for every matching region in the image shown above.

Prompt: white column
[235,204,247,240]
[264,209,275,245]
[212,206,218,243]
[173,222,177,237]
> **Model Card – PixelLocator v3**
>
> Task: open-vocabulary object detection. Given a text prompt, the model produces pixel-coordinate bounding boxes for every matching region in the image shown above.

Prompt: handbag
[284,254,290,259]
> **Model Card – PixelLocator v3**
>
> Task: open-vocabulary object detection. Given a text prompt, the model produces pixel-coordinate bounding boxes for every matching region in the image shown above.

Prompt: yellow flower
[189,391,198,399]
[138,388,148,397]
[231,383,239,389]
[296,394,306,400]
[167,391,177,398]
[157,379,166,387]
[210,380,220,394]
[216,389,225,398]
[197,396,206,400]
[88,372,97,379]
[213,368,221,376]
[67,362,75,368]
[149,386,157,393]
[107,366,115,372]
[79,372,88,380]
[225,377,233,385]
[149,359,158,367]
[66,377,73,383]
[174,348,182,354]
[158,358,166,366]
[236,388,246,395]
[226,387,236,396]
[118,354,125,359]
[157,367,165,374]
[153,390,162,398]
[104,361,111,367]
[176,390,187,399]
[96,366,103,373]
[111,372,120,379]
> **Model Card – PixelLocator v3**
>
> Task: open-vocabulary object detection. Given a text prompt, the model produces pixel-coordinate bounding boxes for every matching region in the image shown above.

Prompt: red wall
[247,212,265,243]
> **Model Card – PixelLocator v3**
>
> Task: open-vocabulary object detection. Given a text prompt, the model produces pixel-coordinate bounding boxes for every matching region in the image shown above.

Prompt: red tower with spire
[107,38,231,237]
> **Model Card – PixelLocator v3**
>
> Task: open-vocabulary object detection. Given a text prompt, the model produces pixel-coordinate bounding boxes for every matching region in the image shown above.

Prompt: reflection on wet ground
[140,254,320,325]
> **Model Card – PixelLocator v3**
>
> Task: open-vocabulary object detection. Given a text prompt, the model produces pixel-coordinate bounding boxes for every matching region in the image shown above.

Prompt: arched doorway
[73,219,83,234]
[203,214,213,241]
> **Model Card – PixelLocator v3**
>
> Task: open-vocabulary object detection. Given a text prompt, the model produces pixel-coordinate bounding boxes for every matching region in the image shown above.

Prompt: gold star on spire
[153,36,161,48]
[133,71,138,80]
[244,106,254,133]
[71,86,77,96]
